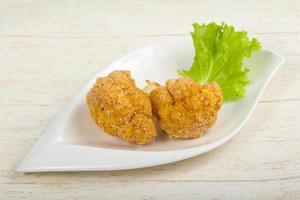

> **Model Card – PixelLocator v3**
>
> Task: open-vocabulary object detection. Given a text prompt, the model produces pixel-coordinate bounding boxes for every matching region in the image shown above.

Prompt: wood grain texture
[0,0,299,199]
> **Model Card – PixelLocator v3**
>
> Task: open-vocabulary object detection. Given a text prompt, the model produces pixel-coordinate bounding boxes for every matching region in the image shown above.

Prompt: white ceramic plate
[18,38,284,172]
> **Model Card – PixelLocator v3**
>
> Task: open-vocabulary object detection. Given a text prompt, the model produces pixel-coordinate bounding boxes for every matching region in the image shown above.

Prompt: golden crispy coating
[86,70,157,144]
[150,77,223,139]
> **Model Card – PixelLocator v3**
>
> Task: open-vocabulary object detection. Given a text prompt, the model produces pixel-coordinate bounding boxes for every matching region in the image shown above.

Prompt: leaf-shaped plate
[18,38,284,172]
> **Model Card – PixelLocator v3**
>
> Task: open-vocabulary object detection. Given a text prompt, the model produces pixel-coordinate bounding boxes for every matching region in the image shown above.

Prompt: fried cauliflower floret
[86,70,157,144]
[149,77,223,139]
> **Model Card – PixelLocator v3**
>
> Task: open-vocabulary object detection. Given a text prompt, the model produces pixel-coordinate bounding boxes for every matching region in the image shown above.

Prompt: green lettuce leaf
[178,22,261,101]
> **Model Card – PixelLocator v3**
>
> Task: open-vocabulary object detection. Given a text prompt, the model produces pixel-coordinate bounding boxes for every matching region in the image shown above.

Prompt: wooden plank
[1,0,300,37]
[1,181,300,200]
[0,35,299,106]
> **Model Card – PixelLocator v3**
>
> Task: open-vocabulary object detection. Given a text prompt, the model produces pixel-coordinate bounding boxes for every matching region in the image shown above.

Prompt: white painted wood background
[0,0,300,199]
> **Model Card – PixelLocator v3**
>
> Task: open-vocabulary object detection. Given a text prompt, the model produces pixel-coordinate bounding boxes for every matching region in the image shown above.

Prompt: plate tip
[265,48,285,66]
[16,166,25,173]
[16,162,26,172]
[17,158,32,172]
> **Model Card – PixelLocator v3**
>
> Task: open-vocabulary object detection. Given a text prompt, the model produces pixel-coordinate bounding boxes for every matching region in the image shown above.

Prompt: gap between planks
[1,176,300,184]
[0,31,299,40]
[0,98,299,107]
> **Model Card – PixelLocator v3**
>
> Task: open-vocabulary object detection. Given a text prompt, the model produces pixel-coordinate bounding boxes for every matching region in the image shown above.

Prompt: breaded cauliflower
[149,77,223,139]
[86,70,157,144]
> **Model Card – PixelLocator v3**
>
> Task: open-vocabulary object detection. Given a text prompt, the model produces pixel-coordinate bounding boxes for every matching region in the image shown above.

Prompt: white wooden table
[1,0,300,199]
